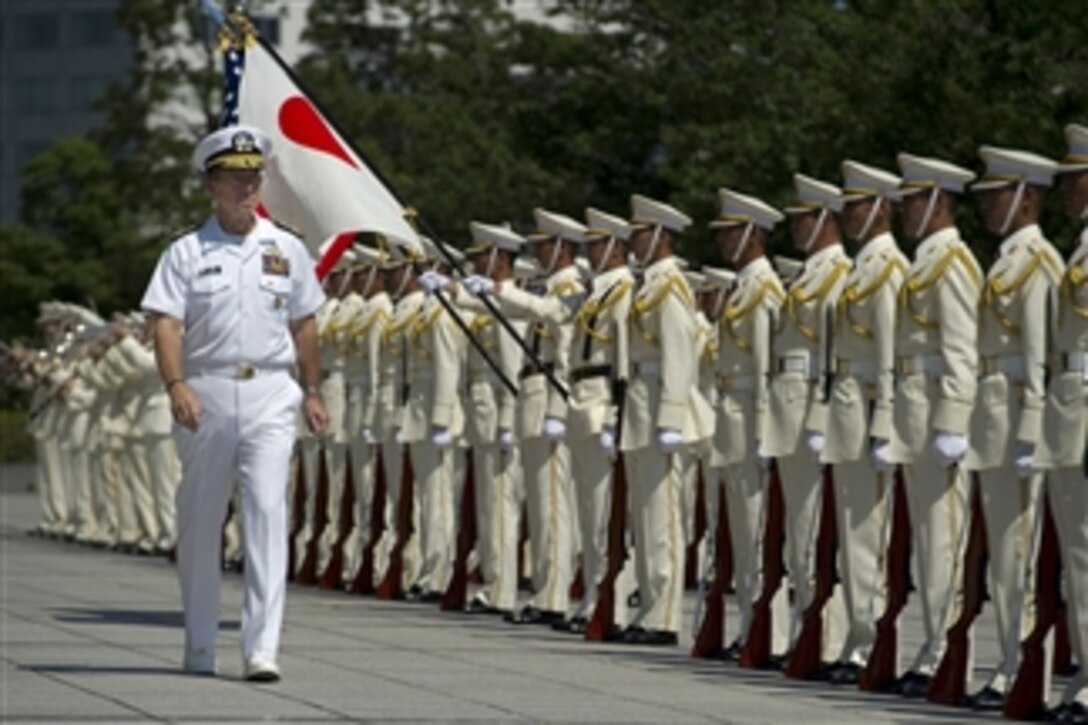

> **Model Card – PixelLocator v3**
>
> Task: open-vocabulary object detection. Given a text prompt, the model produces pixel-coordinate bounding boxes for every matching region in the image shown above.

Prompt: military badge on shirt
[262,250,291,277]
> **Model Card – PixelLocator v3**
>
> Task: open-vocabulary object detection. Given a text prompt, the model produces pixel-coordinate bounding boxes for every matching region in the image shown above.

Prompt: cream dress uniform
[621,195,714,639]
[341,248,392,584]
[886,154,981,681]
[710,189,791,655]
[61,357,98,542]
[93,344,128,545]
[117,330,181,551]
[964,146,1065,698]
[28,356,68,535]
[80,349,118,545]
[763,175,850,657]
[291,295,339,573]
[1036,125,1088,715]
[821,162,909,670]
[495,210,583,620]
[400,274,464,597]
[141,204,325,668]
[449,223,527,613]
[101,340,152,549]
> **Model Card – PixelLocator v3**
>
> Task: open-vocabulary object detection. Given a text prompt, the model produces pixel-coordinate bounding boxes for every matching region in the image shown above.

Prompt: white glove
[933,430,968,467]
[464,274,495,296]
[1014,440,1036,477]
[543,417,566,440]
[431,426,453,448]
[599,426,616,453]
[870,438,895,472]
[658,428,683,453]
[394,428,404,445]
[498,428,514,450]
[418,270,450,293]
[805,431,825,459]
[361,425,375,444]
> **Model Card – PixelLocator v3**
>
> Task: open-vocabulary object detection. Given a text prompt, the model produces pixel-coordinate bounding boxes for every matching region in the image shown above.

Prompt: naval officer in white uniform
[142,125,327,682]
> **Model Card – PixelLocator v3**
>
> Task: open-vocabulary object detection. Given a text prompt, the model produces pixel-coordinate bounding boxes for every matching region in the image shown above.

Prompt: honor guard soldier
[885,153,981,697]
[962,145,1065,711]
[141,125,328,681]
[491,208,584,626]
[819,161,909,684]
[709,188,790,659]
[447,222,527,614]
[341,245,393,585]
[765,174,851,664]
[620,195,713,645]
[1037,124,1088,723]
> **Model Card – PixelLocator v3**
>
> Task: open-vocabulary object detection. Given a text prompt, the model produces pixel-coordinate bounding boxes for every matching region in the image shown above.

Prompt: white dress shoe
[244,655,281,682]
[183,647,216,675]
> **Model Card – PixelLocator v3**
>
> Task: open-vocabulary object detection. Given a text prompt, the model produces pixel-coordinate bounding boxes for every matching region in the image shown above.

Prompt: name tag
[197,265,222,277]
[262,253,290,277]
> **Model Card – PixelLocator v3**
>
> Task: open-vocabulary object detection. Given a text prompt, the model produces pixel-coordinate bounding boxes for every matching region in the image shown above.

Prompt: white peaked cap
[467,221,525,254]
[1059,124,1088,173]
[841,160,901,201]
[527,209,588,244]
[773,255,804,281]
[710,188,784,230]
[629,194,692,233]
[896,153,976,195]
[972,145,1059,190]
[352,244,388,266]
[585,207,631,241]
[784,174,844,214]
[684,269,706,291]
[702,266,737,289]
[514,257,539,280]
[191,124,271,173]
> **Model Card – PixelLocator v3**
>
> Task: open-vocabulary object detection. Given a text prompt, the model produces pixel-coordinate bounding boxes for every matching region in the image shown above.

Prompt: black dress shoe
[1046,703,1072,722]
[828,662,862,685]
[602,625,626,642]
[962,685,1005,711]
[629,629,679,646]
[713,640,744,662]
[1049,702,1088,723]
[892,671,932,698]
[505,606,563,625]
[404,584,425,602]
[417,590,441,604]
[464,598,492,614]
[566,617,588,635]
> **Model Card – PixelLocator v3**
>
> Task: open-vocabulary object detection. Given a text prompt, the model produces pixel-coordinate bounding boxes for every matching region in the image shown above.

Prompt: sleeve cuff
[868,406,892,441]
[657,399,687,431]
[805,400,829,434]
[1016,406,1043,445]
[932,398,972,435]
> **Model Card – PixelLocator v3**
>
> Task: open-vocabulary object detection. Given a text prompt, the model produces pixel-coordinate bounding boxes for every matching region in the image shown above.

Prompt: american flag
[221,44,245,126]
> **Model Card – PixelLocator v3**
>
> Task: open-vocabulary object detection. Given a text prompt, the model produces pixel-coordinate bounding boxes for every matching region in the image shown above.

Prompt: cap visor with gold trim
[192,124,271,173]
[895,153,975,197]
[783,173,844,214]
[971,145,1059,191]
[629,194,692,233]
[1059,124,1088,174]
[467,221,525,255]
[584,207,631,242]
[526,208,588,244]
[709,188,783,230]
[840,160,900,202]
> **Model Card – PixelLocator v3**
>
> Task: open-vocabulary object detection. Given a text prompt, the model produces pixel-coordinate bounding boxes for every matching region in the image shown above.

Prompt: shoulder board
[169,221,202,242]
[271,219,304,240]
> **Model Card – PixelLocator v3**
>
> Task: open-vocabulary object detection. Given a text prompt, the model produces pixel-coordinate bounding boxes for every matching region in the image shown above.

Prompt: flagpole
[221,16,569,402]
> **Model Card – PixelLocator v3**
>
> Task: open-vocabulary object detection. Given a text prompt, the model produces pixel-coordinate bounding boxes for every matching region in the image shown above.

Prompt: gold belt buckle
[234,363,256,380]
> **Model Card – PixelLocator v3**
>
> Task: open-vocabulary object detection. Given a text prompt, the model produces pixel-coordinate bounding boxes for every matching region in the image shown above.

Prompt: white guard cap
[629,194,692,233]
[192,124,271,173]
[709,188,784,230]
[527,209,588,244]
[971,145,1059,191]
[784,173,844,214]
[841,160,901,202]
[1059,124,1088,173]
[467,221,526,254]
[584,207,631,241]
[896,153,976,196]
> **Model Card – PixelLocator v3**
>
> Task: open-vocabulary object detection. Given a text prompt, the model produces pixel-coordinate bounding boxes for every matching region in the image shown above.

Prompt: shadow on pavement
[51,607,239,631]
[20,663,184,676]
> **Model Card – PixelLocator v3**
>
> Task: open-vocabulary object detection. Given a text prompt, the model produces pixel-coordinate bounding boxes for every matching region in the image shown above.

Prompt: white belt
[895,354,945,378]
[634,360,661,377]
[980,354,1026,381]
[720,374,759,392]
[1062,351,1088,372]
[776,352,814,380]
[188,363,289,381]
[834,358,878,385]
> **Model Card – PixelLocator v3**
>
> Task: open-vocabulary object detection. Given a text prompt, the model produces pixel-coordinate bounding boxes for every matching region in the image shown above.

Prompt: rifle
[685,467,708,591]
[585,452,628,641]
[318,448,356,590]
[376,448,414,600]
[691,474,733,657]
[350,450,387,594]
[294,444,330,586]
[739,461,785,668]
[859,468,912,691]
[441,452,477,610]
[1003,489,1061,720]
[927,473,987,705]
[785,465,839,679]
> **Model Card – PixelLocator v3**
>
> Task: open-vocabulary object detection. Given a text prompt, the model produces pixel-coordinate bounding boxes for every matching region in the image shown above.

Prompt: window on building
[252,16,281,45]
[14,78,61,114]
[14,14,60,50]
[68,77,112,111]
[72,10,119,47]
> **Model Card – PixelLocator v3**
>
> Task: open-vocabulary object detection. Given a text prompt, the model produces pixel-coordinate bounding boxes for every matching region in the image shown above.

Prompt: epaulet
[271,218,304,240]
[169,221,202,242]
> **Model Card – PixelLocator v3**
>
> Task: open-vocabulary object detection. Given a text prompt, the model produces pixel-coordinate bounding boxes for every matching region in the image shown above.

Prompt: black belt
[571,364,612,383]
[519,362,554,381]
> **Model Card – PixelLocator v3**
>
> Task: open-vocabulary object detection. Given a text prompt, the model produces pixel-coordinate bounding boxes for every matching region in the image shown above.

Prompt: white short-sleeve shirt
[141,216,325,372]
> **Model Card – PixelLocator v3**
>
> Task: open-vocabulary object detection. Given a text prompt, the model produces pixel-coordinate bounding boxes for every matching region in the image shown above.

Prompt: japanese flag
[237,39,421,275]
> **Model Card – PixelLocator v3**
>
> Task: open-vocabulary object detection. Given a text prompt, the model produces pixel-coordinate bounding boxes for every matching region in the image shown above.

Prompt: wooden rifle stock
[350,450,386,594]
[786,466,839,679]
[692,475,733,658]
[739,462,785,668]
[441,453,477,610]
[318,449,356,590]
[685,470,708,590]
[585,453,627,641]
[859,469,912,691]
[927,475,987,705]
[295,445,330,585]
[1003,493,1061,720]
[287,454,306,581]
[376,449,414,599]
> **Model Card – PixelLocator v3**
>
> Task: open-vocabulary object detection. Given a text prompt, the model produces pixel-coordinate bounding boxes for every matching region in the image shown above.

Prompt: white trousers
[119,441,158,549]
[1050,466,1088,707]
[569,436,625,625]
[317,441,349,574]
[35,436,67,534]
[174,371,300,662]
[65,443,95,541]
[473,442,522,612]
[342,438,378,582]
[291,436,322,575]
[902,458,971,676]
[409,441,457,594]
[626,447,685,633]
[521,437,573,614]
